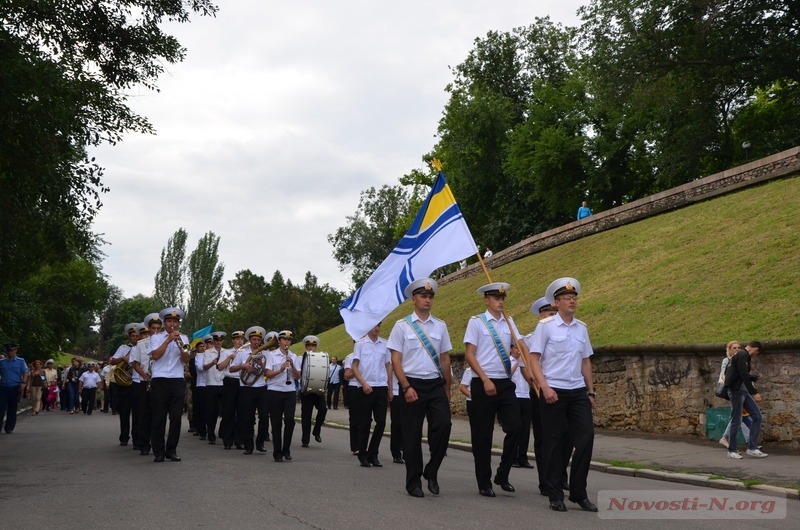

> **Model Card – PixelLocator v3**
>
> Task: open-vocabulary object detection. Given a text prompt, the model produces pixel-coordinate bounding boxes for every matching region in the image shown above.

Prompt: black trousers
[354,386,388,461]
[300,391,327,444]
[389,396,403,459]
[114,382,134,444]
[205,384,224,442]
[516,397,533,462]
[130,382,144,446]
[342,382,352,408]
[347,385,358,452]
[193,386,207,437]
[538,387,593,502]
[238,385,269,451]
[326,382,340,409]
[469,378,519,490]
[150,378,186,457]
[267,390,296,457]
[398,377,451,493]
[220,377,240,446]
[134,380,152,451]
[81,388,97,414]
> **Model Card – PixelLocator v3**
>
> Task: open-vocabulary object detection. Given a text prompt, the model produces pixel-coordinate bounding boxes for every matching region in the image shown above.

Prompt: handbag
[714,376,729,400]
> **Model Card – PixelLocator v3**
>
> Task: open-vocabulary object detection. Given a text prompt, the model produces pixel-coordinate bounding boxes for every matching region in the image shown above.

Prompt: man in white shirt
[265,330,301,462]
[351,323,391,468]
[388,278,453,498]
[229,326,270,455]
[149,307,190,462]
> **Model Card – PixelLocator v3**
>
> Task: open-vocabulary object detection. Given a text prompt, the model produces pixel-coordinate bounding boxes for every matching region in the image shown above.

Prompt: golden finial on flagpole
[431,158,443,172]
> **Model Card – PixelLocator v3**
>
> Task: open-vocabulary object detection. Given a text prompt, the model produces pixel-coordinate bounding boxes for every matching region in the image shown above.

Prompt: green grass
[603,459,662,470]
[321,176,800,354]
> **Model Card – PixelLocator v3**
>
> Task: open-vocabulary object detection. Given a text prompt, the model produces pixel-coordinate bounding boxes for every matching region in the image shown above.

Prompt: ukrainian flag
[340,171,477,340]
[192,324,214,341]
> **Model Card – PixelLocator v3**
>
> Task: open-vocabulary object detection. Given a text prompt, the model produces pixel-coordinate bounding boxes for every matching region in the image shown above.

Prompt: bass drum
[301,351,330,396]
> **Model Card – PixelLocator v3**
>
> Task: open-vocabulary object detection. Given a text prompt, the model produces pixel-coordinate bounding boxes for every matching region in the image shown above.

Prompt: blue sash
[404,316,443,378]
[478,315,512,377]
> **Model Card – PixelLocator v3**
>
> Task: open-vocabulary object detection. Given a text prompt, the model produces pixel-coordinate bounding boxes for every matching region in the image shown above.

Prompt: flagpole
[473,250,540,397]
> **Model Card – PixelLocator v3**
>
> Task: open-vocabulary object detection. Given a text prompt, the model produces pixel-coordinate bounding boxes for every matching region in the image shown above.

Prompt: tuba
[239,335,277,386]
[114,349,133,387]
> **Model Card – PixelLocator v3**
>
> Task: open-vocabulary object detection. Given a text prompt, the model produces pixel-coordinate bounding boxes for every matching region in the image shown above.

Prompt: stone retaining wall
[449,339,800,450]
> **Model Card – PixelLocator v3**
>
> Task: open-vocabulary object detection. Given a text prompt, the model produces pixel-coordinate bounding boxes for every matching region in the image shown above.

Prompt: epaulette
[574,318,587,327]
[540,316,555,323]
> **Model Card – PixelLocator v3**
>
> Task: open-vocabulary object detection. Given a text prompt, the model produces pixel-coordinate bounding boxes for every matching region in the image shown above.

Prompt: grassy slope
[319,177,800,355]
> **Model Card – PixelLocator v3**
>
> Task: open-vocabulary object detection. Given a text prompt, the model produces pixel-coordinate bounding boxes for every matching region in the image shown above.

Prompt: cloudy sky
[91,0,585,300]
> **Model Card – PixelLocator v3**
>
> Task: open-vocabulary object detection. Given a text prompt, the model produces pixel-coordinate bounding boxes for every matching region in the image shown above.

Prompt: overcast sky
[91,0,585,300]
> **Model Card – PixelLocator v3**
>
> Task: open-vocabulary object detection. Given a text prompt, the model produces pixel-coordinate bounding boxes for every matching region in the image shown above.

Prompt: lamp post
[742,141,751,161]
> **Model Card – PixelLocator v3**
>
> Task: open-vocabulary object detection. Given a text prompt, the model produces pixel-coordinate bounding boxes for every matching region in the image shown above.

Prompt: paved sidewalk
[322,406,800,497]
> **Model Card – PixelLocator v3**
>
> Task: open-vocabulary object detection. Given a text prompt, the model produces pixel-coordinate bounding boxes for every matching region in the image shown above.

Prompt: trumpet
[174,334,190,354]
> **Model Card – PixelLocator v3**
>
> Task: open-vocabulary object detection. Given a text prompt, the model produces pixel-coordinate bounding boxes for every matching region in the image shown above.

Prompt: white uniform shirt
[344,353,355,386]
[511,358,530,398]
[233,346,267,388]
[265,349,300,392]
[387,312,452,380]
[194,354,207,387]
[79,371,102,389]
[130,338,151,383]
[526,314,593,390]
[463,311,523,379]
[460,368,472,401]
[149,331,189,378]
[219,347,242,379]
[351,336,391,388]
[203,348,224,386]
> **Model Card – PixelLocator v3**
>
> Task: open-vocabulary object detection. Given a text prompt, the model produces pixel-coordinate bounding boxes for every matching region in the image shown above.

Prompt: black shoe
[368,458,382,467]
[244,448,253,455]
[208,439,216,445]
[165,453,181,462]
[301,443,309,448]
[274,455,283,462]
[393,457,405,464]
[572,498,598,512]
[333,407,338,410]
[408,487,424,498]
[224,445,232,450]
[188,428,195,433]
[511,461,521,468]
[235,444,244,450]
[314,434,322,443]
[479,488,496,497]
[140,449,150,456]
[562,481,570,490]
[119,441,128,446]
[199,435,206,441]
[550,500,567,512]
[256,445,266,453]
[493,478,515,493]
[283,454,292,461]
[360,460,372,468]
[426,478,439,495]
[153,455,165,463]
[519,460,534,469]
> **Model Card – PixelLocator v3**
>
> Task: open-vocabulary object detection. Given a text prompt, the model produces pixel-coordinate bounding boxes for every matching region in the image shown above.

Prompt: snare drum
[301,351,330,396]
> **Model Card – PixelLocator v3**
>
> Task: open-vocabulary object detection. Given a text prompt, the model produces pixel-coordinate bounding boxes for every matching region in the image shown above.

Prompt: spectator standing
[1,344,29,432]
[576,201,592,220]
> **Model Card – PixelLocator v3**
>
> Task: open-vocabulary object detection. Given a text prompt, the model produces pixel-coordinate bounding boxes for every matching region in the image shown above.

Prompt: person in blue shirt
[0,343,29,433]
[576,201,592,220]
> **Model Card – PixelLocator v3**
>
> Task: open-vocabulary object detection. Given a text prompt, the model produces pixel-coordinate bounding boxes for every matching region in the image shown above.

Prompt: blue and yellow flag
[340,171,477,340]
[192,324,214,341]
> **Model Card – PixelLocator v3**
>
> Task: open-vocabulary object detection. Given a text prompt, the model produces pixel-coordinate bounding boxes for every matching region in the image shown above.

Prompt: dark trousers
[300,391,327,444]
[516,397,533,462]
[81,388,97,414]
[150,378,186,457]
[267,390,296,457]
[398,377,451,492]
[130,382,143,446]
[238,385,269,451]
[355,386,388,461]
[205,384,223,442]
[469,378,519,490]
[347,385,358,452]
[326,382,341,409]
[539,387,593,502]
[134,381,152,451]
[114,383,134,444]
[0,386,21,433]
[389,397,403,459]
[342,383,353,408]
[220,377,240,446]
[193,386,207,437]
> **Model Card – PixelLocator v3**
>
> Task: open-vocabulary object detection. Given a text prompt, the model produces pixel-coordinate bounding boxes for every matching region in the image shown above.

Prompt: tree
[185,231,225,334]
[1,1,218,290]
[154,228,188,310]
[98,294,158,358]
[328,184,415,288]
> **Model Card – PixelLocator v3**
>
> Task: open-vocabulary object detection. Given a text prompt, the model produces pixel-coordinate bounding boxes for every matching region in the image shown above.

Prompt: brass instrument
[114,347,134,387]
[175,334,190,354]
[239,335,277,386]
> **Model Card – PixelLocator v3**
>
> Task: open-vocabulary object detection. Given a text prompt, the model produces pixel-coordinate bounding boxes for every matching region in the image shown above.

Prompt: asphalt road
[1,411,796,529]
